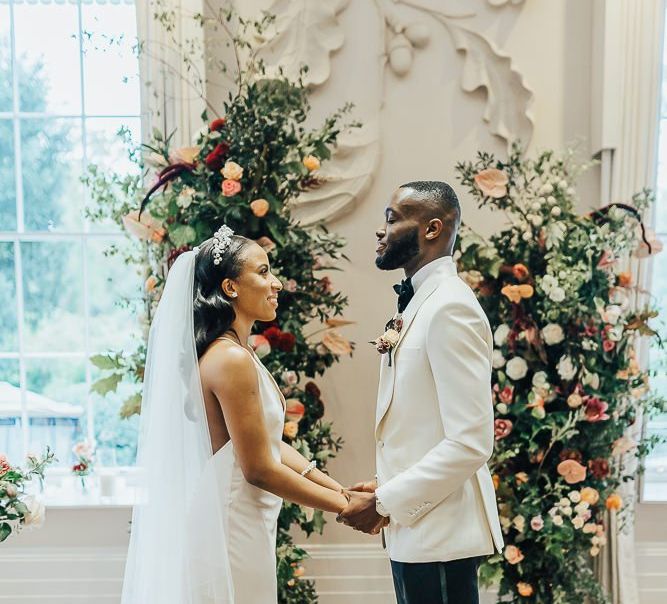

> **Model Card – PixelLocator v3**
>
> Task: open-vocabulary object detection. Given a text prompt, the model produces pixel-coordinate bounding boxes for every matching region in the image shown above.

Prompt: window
[643,11,667,500]
[0,0,142,471]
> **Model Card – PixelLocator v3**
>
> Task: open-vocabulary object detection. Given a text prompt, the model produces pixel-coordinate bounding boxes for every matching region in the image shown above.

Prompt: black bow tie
[393,278,415,313]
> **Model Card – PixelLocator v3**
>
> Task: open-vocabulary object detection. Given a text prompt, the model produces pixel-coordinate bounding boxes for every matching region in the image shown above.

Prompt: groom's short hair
[400,181,461,228]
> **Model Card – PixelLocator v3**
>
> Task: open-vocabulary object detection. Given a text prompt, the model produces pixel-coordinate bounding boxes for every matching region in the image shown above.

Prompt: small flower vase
[79,474,88,494]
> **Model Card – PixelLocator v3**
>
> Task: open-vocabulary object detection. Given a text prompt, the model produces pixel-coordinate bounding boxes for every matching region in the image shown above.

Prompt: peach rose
[515,472,529,484]
[256,236,276,253]
[285,399,305,423]
[580,487,600,505]
[605,493,623,511]
[617,271,632,287]
[501,284,534,303]
[250,198,270,217]
[322,330,353,356]
[474,168,509,198]
[283,421,299,440]
[303,155,320,171]
[557,459,587,484]
[222,179,242,197]
[248,335,271,358]
[567,393,583,409]
[517,582,533,597]
[144,276,158,293]
[222,161,243,181]
[504,545,524,565]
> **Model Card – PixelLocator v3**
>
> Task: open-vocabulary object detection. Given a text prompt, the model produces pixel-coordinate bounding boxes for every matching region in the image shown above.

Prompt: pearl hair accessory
[212,225,234,265]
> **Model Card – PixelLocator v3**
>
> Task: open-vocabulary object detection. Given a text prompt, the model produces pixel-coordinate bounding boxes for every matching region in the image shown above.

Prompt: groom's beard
[375,227,420,270]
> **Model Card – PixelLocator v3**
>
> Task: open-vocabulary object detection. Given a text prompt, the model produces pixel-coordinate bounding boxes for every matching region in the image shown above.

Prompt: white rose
[559,497,570,507]
[531,215,543,227]
[541,323,564,345]
[552,515,564,527]
[383,329,400,346]
[574,501,590,515]
[281,371,298,387]
[600,304,622,325]
[551,206,562,217]
[532,371,549,388]
[549,287,566,302]
[541,274,558,293]
[221,161,244,181]
[522,231,532,242]
[506,357,528,381]
[492,349,506,369]
[568,491,582,503]
[23,495,45,528]
[572,516,585,530]
[557,355,577,381]
[561,506,573,517]
[513,515,526,533]
[459,270,483,289]
[494,324,510,347]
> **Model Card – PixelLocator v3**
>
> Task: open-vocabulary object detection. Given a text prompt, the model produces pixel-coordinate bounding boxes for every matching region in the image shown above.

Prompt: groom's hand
[336,491,385,534]
[348,479,377,493]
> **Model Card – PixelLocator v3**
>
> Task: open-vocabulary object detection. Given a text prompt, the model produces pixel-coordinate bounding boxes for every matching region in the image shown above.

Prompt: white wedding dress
[121,252,286,604]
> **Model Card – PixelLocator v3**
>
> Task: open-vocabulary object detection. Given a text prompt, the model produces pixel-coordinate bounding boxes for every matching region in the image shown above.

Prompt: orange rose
[557,459,587,484]
[492,474,500,490]
[283,421,299,440]
[250,198,270,217]
[512,263,530,281]
[504,545,524,565]
[617,271,632,287]
[580,487,600,505]
[285,399,305,423]
[517,582,534,597]
[515,472,529,484]
[303,155,320,171]
[501,284,534,303]
[474,168,509,198]
[605,493,623,511]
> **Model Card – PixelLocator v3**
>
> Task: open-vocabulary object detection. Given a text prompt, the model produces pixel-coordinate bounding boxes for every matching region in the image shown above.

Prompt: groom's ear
[424,218,444,241]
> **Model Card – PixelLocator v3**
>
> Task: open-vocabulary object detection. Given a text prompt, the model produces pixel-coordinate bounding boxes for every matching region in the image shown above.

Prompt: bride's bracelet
[300,460,317,477]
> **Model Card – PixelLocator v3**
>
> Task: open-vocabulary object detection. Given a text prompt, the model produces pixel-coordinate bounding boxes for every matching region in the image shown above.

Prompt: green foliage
[455,145,666,603]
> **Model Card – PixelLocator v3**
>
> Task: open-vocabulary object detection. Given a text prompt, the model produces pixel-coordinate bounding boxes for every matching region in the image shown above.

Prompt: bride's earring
[230,292,238,298]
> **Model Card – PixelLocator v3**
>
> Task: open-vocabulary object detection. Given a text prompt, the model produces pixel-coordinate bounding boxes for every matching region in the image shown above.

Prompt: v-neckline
[216,337,286,412]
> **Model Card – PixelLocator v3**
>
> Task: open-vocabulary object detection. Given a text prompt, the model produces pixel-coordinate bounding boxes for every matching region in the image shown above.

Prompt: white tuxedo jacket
[374,257,503,563]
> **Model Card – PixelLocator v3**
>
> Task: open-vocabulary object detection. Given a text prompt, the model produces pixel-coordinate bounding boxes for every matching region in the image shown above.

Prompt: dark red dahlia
[204,142,230,171]
[209,117,226,131]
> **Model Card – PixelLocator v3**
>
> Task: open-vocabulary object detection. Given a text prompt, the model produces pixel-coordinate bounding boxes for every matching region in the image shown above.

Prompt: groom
[339,181,503,603]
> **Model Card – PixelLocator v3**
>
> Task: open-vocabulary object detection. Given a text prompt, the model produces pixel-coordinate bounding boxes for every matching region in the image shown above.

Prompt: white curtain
[135,0,207,146]
[591,1,666,602]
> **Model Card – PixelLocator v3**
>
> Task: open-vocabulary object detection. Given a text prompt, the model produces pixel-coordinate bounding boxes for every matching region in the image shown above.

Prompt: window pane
[87,238,142,352]
[656,120,667,233]
[21,118,84,232]
[0,360,22,465]
[0,119,16,230]
[22,241,84,353]
[86,117,141,175]
[0,242,17,352]
[82,4,140,116]
[14,4,81,114]
[25,357,86,469]
[0,4,11,112]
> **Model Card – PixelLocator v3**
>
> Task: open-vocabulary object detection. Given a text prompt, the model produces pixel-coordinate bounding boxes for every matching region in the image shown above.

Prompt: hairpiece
[212,225,234,265]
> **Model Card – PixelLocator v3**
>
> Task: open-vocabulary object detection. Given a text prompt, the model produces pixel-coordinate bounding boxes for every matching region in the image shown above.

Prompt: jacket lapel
[374,261,457,434]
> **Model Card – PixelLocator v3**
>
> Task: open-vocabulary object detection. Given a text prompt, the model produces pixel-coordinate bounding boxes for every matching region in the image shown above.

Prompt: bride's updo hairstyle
[193,232,253,358]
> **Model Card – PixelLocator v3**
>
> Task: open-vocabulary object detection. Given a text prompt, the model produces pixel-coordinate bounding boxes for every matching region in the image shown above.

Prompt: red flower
[263,326,283,348]
[494,419,513,440]
[278,332,296,352]
[209,118,226,131]
[204,142,230,171]
[583,323,598,337]
[305,381,321,399]
[319,276,332,294]
[498,386,514,405]
[167,245,192,269]
[588,458,610,479]
[584,396,610,422]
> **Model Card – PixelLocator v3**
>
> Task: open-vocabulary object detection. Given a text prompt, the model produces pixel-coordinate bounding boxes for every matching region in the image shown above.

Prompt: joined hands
[336,479,389,535]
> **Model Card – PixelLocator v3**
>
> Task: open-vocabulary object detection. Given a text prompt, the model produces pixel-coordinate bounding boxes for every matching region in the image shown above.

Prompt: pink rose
[0,454,11,477]
[530,516,544,531]
[498,386,514,405]
[282,371,298,387]
[584,396,610,422]
[474,168,509,198]
[222,179,242,197]
[494,418,513,440]
[602,339,616,353]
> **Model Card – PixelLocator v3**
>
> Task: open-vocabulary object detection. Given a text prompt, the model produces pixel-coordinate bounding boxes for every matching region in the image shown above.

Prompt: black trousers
[390,556,481,604]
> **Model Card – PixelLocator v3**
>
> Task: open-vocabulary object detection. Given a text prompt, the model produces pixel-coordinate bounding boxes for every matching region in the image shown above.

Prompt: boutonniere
[370,315,403,366]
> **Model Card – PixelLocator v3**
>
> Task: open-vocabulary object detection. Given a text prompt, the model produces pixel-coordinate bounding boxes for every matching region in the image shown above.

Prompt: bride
[121,225,359,603]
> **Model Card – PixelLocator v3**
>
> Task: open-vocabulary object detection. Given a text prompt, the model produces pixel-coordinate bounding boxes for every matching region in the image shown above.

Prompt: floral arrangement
[71,440,95,490]
[83,12,355,602]
[454,144,665,603]
[0,449,55,542]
